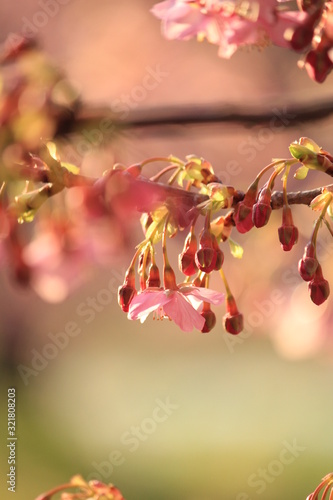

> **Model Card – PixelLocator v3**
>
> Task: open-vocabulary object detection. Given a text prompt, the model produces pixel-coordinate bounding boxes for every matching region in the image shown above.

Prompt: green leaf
[228,238,244,259]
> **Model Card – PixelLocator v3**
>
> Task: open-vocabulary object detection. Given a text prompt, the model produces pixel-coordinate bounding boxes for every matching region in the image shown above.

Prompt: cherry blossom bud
[298,242,318,281]
[179,232,198,276]
[278,225,299,251]
[252,188,272,228]
[195,229,217,273]
[223,294,243,335]
[233,179,259,234]
[147,263,161,288]
[163,263,177,290]
[308,264,330,305]
[200,303,216,333]
[233,203,254,234]
[223,312,244,335]
[278,205,299,251]
[118,268,136,312]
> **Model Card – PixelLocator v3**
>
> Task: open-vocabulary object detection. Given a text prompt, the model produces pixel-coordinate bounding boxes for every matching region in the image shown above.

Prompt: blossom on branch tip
[128,285,224,332]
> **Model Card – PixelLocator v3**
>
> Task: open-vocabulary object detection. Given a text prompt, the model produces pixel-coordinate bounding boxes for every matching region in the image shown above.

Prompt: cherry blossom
[151,0,312,58]
[128,285,224,332]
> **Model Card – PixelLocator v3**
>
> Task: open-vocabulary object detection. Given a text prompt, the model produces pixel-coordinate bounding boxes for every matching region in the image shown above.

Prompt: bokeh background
[1,1,333,499]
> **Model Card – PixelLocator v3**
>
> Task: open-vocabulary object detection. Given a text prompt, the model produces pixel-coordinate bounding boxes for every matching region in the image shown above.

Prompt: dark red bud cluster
[223,295,243,335]
[179,232,198,276]
[252,187,272,228]
[308,264,330,305]
[118,269,136,312]
[298,242,318,281]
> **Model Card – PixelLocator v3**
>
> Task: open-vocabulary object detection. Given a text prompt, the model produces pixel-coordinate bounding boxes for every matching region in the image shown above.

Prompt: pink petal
[128,289,170,321]
[163,292,205,332]
[180,286,224,305]
[151,1,191,21]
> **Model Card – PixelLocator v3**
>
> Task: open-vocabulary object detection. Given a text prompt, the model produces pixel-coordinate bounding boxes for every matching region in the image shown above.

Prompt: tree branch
[54,99,333,138]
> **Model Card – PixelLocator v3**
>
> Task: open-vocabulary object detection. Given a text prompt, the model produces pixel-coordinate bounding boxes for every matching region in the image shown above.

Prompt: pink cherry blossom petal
[128,289,169,321]
[163,293,205,331]
[180,286,224,305]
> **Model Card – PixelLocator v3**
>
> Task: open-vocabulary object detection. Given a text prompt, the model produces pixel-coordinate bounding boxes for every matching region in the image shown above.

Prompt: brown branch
[54,99,333,139]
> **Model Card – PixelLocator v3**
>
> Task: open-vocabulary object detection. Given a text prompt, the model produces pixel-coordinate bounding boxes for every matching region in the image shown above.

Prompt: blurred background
[1,1,333,499]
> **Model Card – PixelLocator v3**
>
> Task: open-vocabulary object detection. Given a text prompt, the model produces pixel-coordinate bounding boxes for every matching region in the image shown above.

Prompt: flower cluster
[151,0,333,82]
[35,475,125,500]
[117,155,243,334]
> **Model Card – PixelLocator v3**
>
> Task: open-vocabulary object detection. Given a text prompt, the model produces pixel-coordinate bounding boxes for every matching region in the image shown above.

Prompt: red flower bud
[233,179,259,233]
[233,203,254,234]
[146,264,161,288]
[163,263,177,290]
[252,188,272,228]
[278,207,299,251]
[118,268,136,312]
[223,294,243,334]
[298,242,318,281]
[278,225,299,251]
[200,303,216,333]
[308,265,330,305]
[195,229,217,273]
[179,232,198,276]
[223,312,244,335]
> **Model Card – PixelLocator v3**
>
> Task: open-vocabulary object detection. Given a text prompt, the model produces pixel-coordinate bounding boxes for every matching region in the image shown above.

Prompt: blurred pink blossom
[151,0,312,57]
